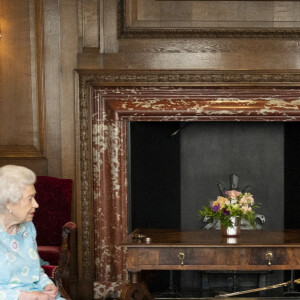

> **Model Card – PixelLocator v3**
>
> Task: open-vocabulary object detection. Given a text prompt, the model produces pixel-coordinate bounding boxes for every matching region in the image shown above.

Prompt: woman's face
[8,184,39,223]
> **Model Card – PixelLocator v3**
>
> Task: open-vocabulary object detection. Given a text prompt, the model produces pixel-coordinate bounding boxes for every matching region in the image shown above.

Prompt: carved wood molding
[78,75,95,283]
[78,70,300,85]
[119,27,300,39]
[0,145,44,158]
[117,0,300,39]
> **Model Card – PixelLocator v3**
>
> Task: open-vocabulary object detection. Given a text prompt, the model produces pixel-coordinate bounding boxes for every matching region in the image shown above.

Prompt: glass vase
[221,216,241,237]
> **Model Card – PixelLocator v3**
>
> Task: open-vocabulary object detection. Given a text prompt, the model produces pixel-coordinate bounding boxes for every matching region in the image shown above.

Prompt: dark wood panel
[0,0,44,159]
[119,39,300,54]
[78,52,300,70]
[119,0,300,38]
[0,158,48,175]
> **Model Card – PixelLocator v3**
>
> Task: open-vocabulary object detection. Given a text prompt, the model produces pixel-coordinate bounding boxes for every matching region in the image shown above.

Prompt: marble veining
[91,86,300,299]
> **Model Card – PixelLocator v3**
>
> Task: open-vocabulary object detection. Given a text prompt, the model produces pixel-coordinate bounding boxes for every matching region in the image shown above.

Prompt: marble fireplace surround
[76,70,300,299]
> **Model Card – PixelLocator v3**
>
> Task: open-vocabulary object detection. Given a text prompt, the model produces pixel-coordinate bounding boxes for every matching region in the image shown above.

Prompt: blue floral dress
[0,221,65,300]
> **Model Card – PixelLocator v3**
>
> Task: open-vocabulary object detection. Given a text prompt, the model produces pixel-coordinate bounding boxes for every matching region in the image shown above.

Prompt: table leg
[120,272,154,300]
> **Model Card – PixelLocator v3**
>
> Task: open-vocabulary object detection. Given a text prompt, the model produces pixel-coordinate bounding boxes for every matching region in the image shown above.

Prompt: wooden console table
[120,228,300,300]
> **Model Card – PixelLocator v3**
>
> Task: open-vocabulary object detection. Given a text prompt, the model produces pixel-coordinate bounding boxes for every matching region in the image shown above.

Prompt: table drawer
[159,248,248,266]
[158,247,300,267]
[127,247,300,270]
[249,248,287,265]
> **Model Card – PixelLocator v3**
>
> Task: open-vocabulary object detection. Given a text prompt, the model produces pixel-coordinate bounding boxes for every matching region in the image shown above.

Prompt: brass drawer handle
[266,251,273,266]
[178,252,185,266]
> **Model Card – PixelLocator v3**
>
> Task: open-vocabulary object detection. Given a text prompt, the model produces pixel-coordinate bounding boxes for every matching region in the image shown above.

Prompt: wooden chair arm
[55,221,77,299]
[54,266,72,300]
[59,222,77,267]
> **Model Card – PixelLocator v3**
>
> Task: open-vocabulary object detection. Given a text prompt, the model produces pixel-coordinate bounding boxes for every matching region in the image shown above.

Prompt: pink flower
[239,196,247,204]
[244,193,254,205]
[225,190,241,199]
[241,205,252,213]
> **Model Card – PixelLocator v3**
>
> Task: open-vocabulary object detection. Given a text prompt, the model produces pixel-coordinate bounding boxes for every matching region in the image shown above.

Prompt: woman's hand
[19,290,56,299]
[43,284,58,298]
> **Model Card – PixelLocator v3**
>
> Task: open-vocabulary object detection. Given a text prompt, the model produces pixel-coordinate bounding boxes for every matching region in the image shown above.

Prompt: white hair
[0,165,36,213]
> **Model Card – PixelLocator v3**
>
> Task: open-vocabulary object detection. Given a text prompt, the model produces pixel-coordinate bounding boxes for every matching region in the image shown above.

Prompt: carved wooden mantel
[76,70,300,299]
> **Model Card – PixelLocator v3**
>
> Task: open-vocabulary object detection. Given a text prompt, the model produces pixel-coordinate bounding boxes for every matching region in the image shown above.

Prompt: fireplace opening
[128,121,300,297]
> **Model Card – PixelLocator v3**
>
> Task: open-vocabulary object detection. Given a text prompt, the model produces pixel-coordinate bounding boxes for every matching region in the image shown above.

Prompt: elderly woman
[0,165,64,300]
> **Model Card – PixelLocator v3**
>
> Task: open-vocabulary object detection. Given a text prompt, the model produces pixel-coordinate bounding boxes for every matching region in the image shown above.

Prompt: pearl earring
[9,210,13,214]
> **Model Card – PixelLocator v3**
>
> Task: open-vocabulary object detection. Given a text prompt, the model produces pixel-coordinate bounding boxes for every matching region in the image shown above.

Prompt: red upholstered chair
[34,175,76,300]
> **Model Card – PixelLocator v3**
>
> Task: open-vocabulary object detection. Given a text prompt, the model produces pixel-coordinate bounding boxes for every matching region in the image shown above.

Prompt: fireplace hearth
[77,70,300,299]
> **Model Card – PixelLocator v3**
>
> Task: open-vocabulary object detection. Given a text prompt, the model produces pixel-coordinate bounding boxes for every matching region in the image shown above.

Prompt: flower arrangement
[198,190,258,229]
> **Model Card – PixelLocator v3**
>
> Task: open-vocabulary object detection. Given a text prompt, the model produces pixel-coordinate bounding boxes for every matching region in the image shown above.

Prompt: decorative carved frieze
[78,76,94,282]
[79,70,300,85]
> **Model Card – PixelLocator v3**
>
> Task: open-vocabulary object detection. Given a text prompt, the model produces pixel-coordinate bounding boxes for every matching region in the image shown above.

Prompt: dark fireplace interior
[128,121,300,297]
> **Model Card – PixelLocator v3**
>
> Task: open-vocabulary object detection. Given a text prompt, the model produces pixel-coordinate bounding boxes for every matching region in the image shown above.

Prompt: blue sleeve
[0,288,20,300]
[27,222,54,290]
[36,267,54,290]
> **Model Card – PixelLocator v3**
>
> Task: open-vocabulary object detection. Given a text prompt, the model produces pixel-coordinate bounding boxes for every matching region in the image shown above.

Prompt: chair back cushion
[38,245,60,265]
[34,176,73,246]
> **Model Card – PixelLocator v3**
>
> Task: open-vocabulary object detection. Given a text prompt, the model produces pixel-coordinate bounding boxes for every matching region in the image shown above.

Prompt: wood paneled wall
[0,0,78,296]
[0,0,77,178]
[124,0,300,30]
[1,0,300,299]
[78,0,300,70]
[77,1,300,299]
[0,0,46,172]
